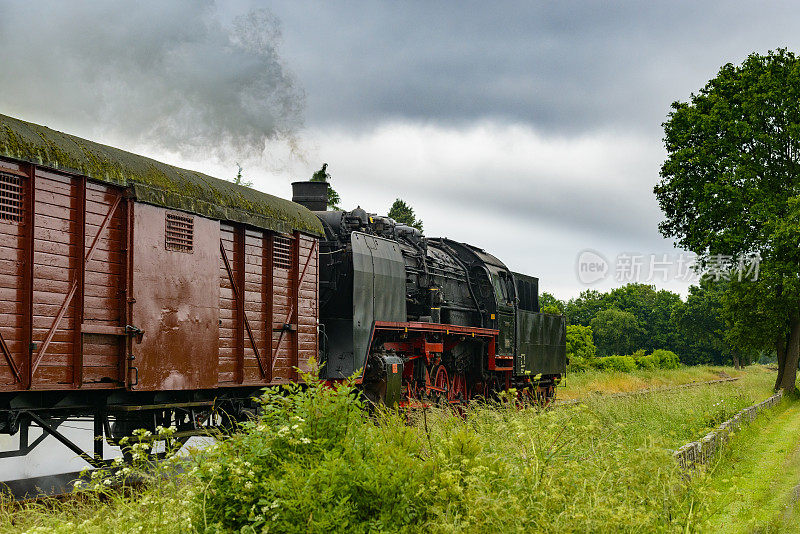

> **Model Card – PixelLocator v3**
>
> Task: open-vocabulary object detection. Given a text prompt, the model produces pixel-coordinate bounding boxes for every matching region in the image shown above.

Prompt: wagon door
[270,232,318,383]
[130,203,220,391]
[25,172,129,389]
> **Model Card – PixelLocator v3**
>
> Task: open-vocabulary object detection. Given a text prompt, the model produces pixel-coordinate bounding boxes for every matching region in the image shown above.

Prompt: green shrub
[592,355,637,372]
[566,324,597,360]
[189,368,460,532]
[541,304,562,315]
[3,366,779,533]
[568,356,589,372]
[651,349,680,369]
[635,354,659,370]
[571,349,681,373]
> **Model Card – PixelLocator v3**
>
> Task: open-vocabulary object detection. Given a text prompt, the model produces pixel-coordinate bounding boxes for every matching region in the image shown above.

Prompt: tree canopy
[566,325,597,360]
[388,199,424,231]
[563,289,606,327]
[539,292,564,313]
[554,281,748,366]
[564,284,681,354]
[590,309,643,356]
[671,279,728,366]
[655,49,800,390]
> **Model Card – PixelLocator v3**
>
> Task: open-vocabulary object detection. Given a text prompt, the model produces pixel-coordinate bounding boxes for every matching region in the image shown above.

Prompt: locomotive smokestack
[292,181,328,211]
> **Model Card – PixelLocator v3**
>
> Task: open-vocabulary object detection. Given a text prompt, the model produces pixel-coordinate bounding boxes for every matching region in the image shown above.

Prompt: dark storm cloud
[0,0,304,158]
[1,0,796,299]
[270,0,800,133]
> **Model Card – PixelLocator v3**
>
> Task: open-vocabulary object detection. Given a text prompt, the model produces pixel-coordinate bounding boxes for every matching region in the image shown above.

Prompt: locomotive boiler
[292,182,566,407]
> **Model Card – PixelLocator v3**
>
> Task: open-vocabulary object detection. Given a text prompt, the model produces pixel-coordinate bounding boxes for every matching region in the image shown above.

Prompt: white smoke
[0,0,304,159]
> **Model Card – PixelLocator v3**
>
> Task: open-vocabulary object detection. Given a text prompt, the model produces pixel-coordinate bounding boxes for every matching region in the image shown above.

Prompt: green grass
[693,395,800,533]
[560,364,750,400]
[0,365,779,533]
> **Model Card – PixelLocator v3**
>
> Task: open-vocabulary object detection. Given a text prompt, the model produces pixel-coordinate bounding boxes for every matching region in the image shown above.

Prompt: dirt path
[701,399,800,532]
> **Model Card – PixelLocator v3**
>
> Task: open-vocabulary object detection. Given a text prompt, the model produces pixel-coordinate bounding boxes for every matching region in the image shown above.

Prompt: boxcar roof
[0,113,323,236]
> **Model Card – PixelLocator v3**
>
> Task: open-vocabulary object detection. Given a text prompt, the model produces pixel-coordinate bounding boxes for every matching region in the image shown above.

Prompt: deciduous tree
[671,279,729,366]
[655,49,800,390]
[590,309,643,356]
[388,198,423,232]
[539,292,564,313]
[566,325,597,360]
[564,289,607,327]
[604,284,681,353]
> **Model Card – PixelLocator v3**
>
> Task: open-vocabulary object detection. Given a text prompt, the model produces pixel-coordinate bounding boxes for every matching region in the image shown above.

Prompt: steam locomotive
[293,182,565,407]
[0,113,564,467]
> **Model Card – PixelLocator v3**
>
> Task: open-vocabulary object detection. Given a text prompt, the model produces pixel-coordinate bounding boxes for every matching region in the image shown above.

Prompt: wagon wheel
[430,364,449,403]
[518,387,535,408]
[538,384,555,407]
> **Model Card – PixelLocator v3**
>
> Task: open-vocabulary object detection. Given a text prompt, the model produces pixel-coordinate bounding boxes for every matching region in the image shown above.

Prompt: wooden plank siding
[218,226,318,387]
[80,181,127,387]
[0,160,128,390]
[295,234,318,377]
[0,156,319,394]
[0,161,28,387]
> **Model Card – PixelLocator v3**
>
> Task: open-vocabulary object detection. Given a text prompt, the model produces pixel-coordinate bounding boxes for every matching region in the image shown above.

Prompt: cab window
[491,269,515,304]
[491,273,507,302]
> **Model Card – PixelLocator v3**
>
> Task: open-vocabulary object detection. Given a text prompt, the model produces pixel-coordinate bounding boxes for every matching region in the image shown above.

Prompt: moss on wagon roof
[0,113,323,236]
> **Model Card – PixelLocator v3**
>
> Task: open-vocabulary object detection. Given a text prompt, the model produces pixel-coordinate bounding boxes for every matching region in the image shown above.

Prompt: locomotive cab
[488,267,517,357]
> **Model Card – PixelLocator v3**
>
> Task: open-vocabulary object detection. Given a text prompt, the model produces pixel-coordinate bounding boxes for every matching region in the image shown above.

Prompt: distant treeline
[541,281,768,368]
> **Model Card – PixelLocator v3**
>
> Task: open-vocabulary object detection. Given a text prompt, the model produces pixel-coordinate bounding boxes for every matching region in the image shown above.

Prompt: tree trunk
[732,352,740,370]
[779,313,800,392]
[775,333,788,391]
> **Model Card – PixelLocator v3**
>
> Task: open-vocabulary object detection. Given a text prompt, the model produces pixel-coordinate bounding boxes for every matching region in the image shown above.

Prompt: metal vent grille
[0,172,23,223]
[165,212,194,253]
[273,235,293,269]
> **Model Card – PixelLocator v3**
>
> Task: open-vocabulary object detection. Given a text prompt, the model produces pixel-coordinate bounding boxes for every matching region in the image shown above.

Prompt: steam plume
[0,1,304,159]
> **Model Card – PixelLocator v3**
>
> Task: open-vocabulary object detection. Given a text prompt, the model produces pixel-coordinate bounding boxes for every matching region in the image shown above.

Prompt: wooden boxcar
[0,114,322,464]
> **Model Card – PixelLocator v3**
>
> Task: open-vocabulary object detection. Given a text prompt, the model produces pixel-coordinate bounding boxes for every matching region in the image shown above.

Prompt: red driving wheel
[450,373,468,402]
[432,365,449,401]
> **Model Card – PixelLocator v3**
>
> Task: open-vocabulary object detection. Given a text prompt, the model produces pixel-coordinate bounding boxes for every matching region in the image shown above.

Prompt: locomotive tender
[0,114,564,466]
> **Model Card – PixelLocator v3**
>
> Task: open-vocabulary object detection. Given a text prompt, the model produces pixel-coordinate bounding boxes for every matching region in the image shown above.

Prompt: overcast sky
[2,0,799,299]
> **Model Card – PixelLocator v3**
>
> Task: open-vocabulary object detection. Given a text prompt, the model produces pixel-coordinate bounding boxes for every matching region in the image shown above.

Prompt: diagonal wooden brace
[219,240,267,379]
[271,239,316,376]
[0,329,21,383]
[31,195,122,378]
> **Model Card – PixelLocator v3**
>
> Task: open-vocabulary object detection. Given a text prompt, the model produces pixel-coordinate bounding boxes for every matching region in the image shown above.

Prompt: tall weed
[0,367,775,533]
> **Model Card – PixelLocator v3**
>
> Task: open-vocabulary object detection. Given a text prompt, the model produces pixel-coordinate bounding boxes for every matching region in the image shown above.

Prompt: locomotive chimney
[291,181,329,211]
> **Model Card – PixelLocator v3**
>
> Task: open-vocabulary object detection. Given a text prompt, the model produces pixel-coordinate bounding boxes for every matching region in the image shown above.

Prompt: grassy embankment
[0,365,779,533]
[693,395,800,533]
[559,364,747,400]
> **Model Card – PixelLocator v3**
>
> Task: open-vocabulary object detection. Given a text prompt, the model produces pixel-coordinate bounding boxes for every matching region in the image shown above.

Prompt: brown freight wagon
[0,114,323,465]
